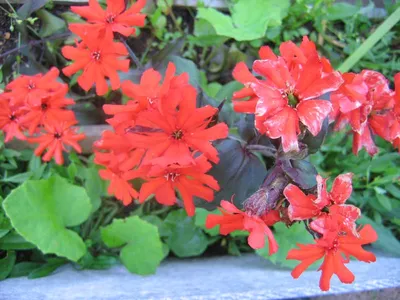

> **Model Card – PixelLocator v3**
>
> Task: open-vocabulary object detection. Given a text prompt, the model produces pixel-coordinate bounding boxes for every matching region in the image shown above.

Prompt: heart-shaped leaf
[2,176,92,261]
[162,210,209,257]
[101,216,164,275]
[201,139,268,209]
[197,0,290,41]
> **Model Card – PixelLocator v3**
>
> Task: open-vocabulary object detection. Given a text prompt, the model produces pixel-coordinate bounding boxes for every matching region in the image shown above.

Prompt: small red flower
[20,85,76,135]
[70,0,146,37]
[62,30,129,95]
[98,167,140,205]
[0,95,26,142]
[205,200,279,253]
[287,224,377,291]
[104,63,190,133]
[4,67,63,106]
[139,155,219,216]
[29,120,85,165]
[129,91,228,167]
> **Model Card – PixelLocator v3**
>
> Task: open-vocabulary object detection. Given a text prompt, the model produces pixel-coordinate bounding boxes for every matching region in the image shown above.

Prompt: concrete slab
[0,254,399,299]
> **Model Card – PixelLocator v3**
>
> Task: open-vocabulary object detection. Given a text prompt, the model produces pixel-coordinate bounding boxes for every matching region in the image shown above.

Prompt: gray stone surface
[0,254,399,300]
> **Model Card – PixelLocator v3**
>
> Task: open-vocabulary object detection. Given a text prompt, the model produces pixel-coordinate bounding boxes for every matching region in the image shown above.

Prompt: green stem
[338,6,400,73]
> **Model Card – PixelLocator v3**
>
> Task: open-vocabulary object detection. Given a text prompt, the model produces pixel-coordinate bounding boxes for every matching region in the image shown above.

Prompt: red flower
[98,167,140,205]
[70,0,146,37]
[29,121,85,165]
[205,200,279,253]
[129,90,228,166]
[389,72,400,151]
[5,67,63,106]
[62,30,129,96]
[20,85,76,135]
[331,70,394,156]
[104,63,190,133]
[284,173,360,240]
[0,95,26,142]
[232,37,342,152]
[139,155,219,216]
[287,224,377,291]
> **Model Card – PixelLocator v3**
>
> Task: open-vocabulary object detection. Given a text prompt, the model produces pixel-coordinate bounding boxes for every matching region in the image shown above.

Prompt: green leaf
[36,9,67,38]
[17,0,47,20]
[0,251,16,280]
[1,172,32,183]
[202,139,267,209]
[163,210,209,257]
[191,19,228,47]
[194,208,221,236]
[28,258,66,279]
[2,176,92,261]
[0,232,35,250]
[358,215,400,256]
[84,165,105,213]
[386,184,400,199]
[375,193,392,211]
[101,216,164,275]
[9,262,43,278]
[326,3,360,21]
[197,0,289,41]
[370,153,400,173]
[256,222,315,268]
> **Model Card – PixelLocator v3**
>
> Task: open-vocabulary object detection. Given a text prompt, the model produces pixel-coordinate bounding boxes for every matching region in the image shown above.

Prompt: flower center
[172,130,183,140]
[287,93,298,107]
[54,132,62,139]
[9,114,16,121]
[105,13,116,24]
[328,239,339,252]
[27,82,36,90]
[164,172,180,182]
[283,82,298,107]
[41,103,48,110]
[91,51,101,61]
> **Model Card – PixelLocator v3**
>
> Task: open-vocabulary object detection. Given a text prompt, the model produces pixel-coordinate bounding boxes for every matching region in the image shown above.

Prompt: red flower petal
[296,99,332,136]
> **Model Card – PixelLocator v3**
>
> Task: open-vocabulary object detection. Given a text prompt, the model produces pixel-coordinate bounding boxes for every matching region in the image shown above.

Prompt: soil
[0,5,18,57]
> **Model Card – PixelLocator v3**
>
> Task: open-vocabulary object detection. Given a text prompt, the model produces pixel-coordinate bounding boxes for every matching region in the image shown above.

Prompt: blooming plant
[0,0,399,293]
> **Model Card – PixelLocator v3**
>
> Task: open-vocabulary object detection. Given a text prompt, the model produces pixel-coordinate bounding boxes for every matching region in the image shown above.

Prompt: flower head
[62,30,130,95]
[0,95,26,142]
[206,200,279,253]
[70,0,146,37]
[4,67,63,106]
[139,155,220,216]
[29,120,85,165]
[232,37,343,152]
[287,224,377,291]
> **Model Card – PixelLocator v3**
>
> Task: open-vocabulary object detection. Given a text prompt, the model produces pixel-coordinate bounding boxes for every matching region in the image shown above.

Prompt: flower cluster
[206,173,377,291]
[232,37,343,152]
[284,174,377,291]
[331,70,400,155]
[0,68,85,165]
[94,63,229,216]
[232,36,400,156]
[62,0,146,95]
